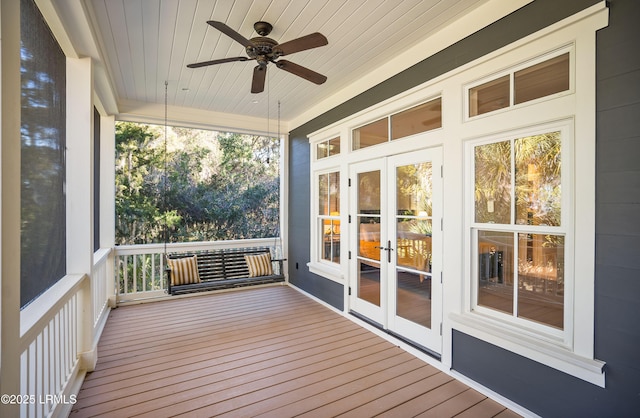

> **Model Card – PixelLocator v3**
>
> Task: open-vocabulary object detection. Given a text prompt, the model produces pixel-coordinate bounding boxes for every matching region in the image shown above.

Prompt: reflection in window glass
[469,75,510,117]
[317,136,340,159]
[397,162,432,216]
[358,260,381,306]
[515,53,569,105]
[397,219,432,271]
[318,172,340,215]
[391,98,442,140]
[352,118,388,150]
[515,132,561,226]
[328,137,340,156]
[474,141,512,224]
[318,171,340,265]
[321,218,340,263]
[518,233,564,329]
[477,231,514,315]
[474,130,565,330]
[358,217,380,261]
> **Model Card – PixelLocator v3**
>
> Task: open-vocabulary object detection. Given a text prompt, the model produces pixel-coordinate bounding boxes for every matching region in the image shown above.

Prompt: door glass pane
[396,270,431,328]
[518,233,564,329]
[515,53,569,104]
[357,169,381,306]
[391,98,442,140]
[352,118,388,150]
[478,230,514,314]
[514,132,561,226]
[358,260,380,306]
[397,162,432,216]
[397,219,431,270]
[469,75,510,116]
[395,162,433,328]
[358,170,380,214]
[358,217,380,261]
[474,141,511,224]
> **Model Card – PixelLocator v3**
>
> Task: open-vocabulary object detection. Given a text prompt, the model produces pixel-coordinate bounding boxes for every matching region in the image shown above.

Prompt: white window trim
[451,4,608,387]
[308,166,343,283]
[463,45,575,122]
[465,120,574,345]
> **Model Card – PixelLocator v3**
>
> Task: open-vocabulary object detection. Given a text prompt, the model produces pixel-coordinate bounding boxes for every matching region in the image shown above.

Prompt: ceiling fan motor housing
[246,36,281,62]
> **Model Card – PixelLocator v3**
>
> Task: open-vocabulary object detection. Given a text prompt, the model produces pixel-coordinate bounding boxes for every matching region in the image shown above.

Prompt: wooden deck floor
[71,285,521,417]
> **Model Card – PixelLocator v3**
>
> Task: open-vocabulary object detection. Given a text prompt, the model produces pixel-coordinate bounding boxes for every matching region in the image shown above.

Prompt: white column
[100,113,117,303]
[66,57,96,370]
[0,0,23,415]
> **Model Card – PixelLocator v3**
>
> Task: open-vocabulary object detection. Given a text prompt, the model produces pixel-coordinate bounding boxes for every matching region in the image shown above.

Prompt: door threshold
[349,310,441,361]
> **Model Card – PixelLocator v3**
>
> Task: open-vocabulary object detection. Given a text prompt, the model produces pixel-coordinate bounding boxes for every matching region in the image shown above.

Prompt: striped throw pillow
[245,253,273,277]
[168,255,201,286]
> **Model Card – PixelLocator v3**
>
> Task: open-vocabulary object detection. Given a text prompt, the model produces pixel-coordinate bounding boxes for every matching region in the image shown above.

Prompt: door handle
[375,241,394,263]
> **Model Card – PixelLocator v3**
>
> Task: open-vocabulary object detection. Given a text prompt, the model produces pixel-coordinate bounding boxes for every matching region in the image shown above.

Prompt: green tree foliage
[115,122,280,245]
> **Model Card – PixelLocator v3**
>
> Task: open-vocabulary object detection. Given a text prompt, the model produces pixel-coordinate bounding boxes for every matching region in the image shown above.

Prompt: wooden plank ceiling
[85,0,489,123]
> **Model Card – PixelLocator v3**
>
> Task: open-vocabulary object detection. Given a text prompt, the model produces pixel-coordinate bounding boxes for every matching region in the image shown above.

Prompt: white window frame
[308,165,344,282]
[467,120,573,344]
[451,3,608,387]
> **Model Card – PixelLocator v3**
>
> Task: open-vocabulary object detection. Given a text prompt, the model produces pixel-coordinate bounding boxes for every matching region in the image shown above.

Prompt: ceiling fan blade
[275,60,327,85]
[251,65,267,93]
[275,33,328,56]
[207,20,255,48]
[187,56,249,69]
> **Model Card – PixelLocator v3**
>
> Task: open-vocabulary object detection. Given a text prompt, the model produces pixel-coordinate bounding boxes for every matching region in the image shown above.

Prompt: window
[20,0,67,308]
[318,171,340,264]
[353,97,443,150]
[352,118,387,150]
[474,131,564,330]
[317,136,341,159]
[391,97,442,140]
[470,125,568,335]
[468,51,570,117]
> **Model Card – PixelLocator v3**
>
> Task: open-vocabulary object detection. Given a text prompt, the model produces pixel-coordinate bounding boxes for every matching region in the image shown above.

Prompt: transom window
[468,51,570,117]
[317,136,341,159]
[352,97,442,150]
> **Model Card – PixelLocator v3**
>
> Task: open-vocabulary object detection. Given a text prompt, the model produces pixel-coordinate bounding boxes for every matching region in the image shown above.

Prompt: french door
[349,148,442,353]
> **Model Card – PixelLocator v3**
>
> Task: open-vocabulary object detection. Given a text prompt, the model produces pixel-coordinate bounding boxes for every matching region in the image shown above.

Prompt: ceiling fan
[187,21,328,93]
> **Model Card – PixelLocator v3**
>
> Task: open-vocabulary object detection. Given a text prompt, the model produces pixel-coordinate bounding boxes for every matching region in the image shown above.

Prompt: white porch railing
[114,238,284,302]
[19,249,114,418]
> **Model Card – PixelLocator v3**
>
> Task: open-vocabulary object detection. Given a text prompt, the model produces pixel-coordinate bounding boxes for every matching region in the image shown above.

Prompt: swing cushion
[168,255,201,285]
[245,252,273,277]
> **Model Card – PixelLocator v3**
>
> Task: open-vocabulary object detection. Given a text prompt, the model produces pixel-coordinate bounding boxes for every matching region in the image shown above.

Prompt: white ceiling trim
[117,100,286,137]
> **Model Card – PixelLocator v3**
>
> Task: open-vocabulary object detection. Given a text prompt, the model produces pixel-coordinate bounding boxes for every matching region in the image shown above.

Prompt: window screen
[20,0,67,307]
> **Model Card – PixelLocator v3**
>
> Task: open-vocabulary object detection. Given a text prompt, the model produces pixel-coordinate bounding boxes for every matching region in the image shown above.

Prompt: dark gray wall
[288,0,640,415]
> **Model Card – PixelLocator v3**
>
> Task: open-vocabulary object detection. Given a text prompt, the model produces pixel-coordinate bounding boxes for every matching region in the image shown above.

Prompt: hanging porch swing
[160,82,286,295]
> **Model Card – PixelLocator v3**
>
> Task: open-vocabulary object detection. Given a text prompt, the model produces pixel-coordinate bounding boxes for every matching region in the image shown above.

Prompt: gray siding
[287,0,640,414]
[287,134,344,310]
